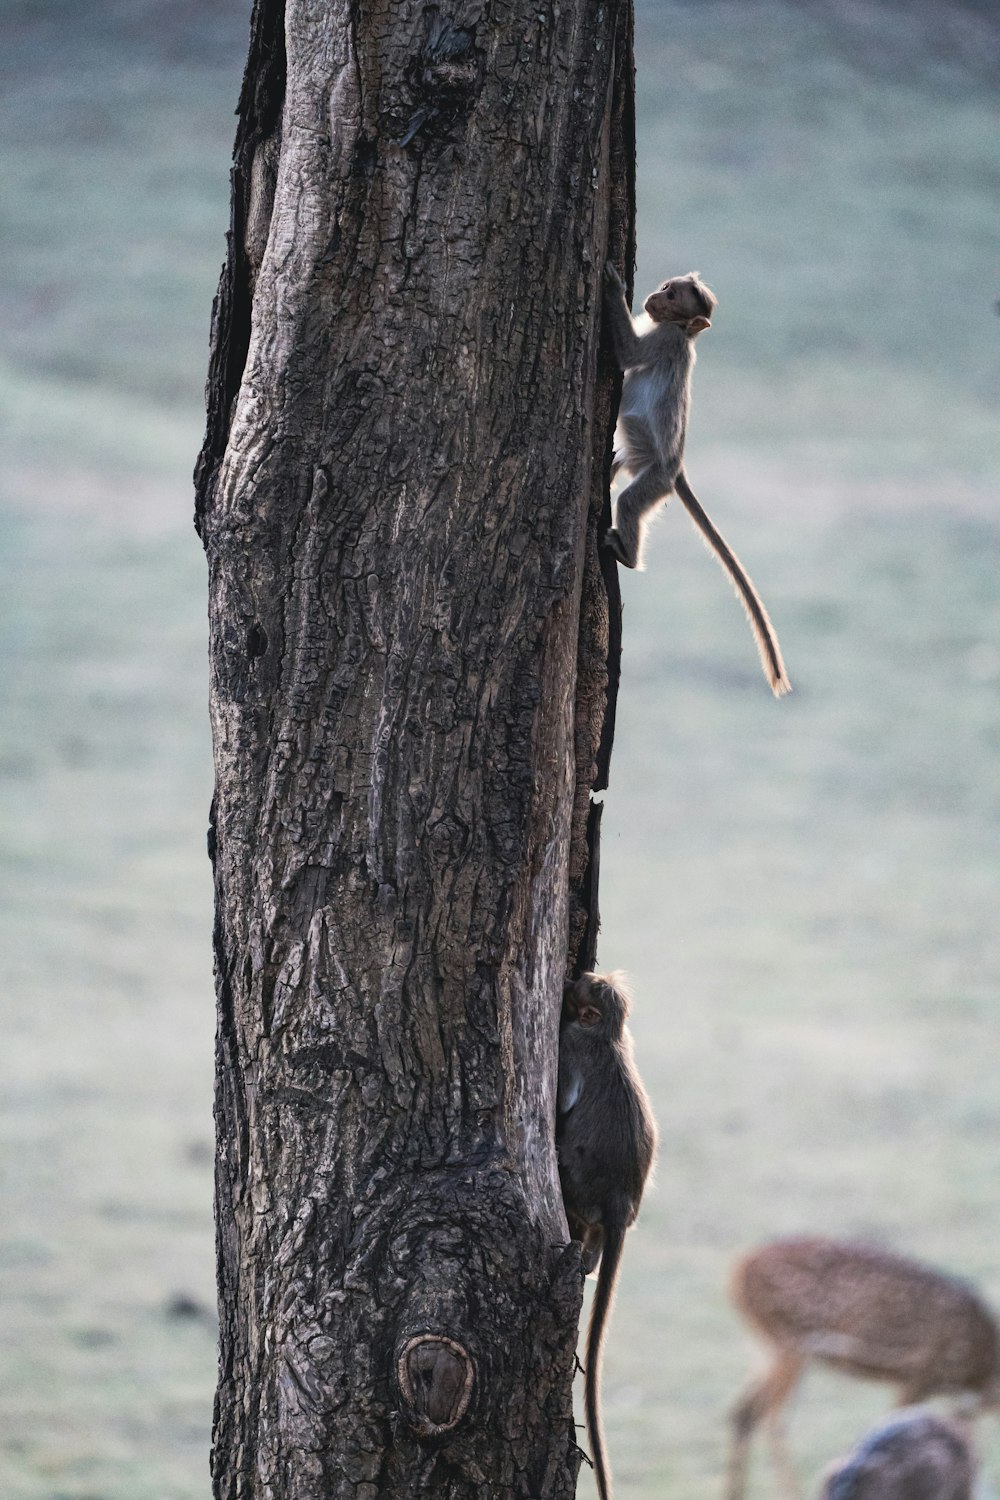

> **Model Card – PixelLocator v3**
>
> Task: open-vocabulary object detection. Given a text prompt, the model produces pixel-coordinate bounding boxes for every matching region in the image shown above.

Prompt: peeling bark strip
[198,2,635,1496]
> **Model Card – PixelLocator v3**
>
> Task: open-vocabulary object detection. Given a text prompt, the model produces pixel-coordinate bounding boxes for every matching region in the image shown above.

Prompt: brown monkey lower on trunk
[557,973,658,1500]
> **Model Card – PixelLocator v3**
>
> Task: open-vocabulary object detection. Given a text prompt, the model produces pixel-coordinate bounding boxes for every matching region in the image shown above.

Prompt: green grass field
[1,2,998,1496]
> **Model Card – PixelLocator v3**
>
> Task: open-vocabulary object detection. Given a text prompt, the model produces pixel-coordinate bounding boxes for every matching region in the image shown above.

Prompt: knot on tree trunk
[399,14,483,146]
[397,1334,475,1436]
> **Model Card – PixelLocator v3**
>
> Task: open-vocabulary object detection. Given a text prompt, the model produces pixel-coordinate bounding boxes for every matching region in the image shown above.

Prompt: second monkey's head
[562,971,631,1039]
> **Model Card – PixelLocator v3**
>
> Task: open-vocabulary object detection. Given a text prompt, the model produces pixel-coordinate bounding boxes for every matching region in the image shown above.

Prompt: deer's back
[732,1237,998,1394]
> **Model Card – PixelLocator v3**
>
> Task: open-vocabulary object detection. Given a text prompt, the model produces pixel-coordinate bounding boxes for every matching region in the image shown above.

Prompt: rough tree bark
[196,1,634,1495]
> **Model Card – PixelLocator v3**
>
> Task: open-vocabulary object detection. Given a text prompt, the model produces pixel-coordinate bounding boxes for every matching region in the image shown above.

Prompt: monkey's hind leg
[605,463,672,570]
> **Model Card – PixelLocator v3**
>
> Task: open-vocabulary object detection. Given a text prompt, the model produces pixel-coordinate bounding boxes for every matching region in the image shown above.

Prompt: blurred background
[1,2,997,1497]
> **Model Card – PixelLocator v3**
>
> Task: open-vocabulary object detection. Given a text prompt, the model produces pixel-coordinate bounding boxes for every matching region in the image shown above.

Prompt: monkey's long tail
[585,1204,629,1500]
[674,469,792,698]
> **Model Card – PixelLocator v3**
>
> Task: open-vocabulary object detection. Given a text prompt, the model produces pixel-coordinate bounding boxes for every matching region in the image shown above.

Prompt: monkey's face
[565,991,603,1030]
[563,973,628,1035]
[644,273,716,329]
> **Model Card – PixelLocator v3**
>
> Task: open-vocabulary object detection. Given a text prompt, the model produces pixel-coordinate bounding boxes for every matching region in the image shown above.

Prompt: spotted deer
[726,1236,1000,1500]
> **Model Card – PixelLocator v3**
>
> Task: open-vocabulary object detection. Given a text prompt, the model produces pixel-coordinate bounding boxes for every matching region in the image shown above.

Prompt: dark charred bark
[198,2,634,1495]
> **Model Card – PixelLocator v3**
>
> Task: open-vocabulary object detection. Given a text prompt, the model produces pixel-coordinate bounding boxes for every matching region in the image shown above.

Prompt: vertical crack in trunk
[567,0,633,977]
[194,0,287,537]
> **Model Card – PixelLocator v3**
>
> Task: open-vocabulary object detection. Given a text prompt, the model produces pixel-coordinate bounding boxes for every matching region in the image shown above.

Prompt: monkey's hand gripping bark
[557,973,657,1500]
[602,262,791,698]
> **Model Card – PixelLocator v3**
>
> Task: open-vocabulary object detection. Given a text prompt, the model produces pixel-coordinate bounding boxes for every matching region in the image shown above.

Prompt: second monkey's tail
[674,469,792,697]
[584,1202,629,1500]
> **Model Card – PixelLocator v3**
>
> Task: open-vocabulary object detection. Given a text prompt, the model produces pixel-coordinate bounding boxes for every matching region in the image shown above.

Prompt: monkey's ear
[687,316,711,336]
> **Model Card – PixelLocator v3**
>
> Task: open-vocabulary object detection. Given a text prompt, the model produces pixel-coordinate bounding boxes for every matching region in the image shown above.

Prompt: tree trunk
[196,1,633,1495]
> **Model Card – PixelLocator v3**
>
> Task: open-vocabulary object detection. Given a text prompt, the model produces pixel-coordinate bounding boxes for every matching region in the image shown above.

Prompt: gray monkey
[603,261,791,698]
[557,971,657,1500]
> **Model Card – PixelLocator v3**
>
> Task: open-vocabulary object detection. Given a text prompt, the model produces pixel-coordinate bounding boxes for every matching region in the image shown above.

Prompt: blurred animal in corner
[725,1235,1000,1500]
[816,1408,975,1500]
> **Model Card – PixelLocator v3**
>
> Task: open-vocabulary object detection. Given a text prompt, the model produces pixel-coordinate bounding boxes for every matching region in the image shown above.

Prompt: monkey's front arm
[602,262,648,371]
[557,1055,583,1115]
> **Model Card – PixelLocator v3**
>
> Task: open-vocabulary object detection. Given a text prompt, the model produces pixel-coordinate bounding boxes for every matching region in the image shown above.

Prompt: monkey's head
[562,971,631,1039]
[644,272,717,334]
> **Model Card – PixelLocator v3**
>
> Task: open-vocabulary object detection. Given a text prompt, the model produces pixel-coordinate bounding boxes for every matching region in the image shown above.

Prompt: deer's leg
[727,1348,805,1500]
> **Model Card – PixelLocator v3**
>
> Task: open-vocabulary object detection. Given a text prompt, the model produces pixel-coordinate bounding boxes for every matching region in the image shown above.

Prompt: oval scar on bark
[246,622,268,659]
[396,1334,475,1435]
